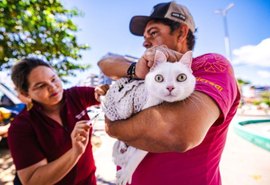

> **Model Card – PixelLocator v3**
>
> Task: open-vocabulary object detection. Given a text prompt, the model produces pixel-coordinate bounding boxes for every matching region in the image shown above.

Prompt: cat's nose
[167,86,175,92]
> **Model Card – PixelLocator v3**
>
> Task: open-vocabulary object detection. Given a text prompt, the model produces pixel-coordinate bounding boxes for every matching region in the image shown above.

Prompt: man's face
[143,20,180,50]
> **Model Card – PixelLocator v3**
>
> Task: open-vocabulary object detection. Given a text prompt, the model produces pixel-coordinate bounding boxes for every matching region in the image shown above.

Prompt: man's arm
[98,54,133,79]
[106,91,220,153]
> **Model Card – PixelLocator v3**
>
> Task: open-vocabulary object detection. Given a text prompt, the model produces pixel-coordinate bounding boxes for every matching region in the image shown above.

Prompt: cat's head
[145,50,196,102]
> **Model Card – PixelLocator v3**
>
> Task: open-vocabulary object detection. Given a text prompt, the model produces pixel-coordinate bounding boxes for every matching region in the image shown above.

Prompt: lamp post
[214,3,234,61]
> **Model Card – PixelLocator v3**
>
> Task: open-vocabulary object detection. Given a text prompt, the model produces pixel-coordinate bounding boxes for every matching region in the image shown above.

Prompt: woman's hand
[71,120,91,156]
[94,84,110,102]
[136,45,183,79]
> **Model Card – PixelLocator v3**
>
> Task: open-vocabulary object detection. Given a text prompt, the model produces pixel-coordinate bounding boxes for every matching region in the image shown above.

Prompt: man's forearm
[98,54,133,79]
[107,104,182,152]
[106,91,220,153]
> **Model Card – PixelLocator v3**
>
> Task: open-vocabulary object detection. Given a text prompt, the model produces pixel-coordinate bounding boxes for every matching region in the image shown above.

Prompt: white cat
[102,50,196,185]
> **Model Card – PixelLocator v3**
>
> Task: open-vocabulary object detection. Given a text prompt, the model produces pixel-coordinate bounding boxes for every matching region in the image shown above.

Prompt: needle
[87,113,100,126]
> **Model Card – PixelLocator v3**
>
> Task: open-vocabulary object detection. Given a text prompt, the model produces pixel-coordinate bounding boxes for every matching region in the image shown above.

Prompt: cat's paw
[116,169,132,185]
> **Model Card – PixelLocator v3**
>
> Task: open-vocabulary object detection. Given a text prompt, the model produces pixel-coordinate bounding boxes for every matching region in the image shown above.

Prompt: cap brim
[129,16,151,36]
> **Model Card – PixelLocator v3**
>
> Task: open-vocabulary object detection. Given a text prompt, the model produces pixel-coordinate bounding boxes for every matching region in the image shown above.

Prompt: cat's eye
[155,74,164,82]
[176,74,187,82]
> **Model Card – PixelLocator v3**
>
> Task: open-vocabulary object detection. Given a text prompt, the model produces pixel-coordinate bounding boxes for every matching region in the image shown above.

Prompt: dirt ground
[0,140,14,185]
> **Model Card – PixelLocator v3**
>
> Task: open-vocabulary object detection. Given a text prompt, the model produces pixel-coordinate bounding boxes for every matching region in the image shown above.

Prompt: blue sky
[62,0,270,87]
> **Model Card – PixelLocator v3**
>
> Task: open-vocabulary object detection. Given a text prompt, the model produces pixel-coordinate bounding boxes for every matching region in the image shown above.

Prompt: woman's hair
[152,18,196,50]
[11,58,52,93]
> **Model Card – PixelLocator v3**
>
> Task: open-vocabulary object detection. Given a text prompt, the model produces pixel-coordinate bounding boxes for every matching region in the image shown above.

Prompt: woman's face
[26,66,63,107]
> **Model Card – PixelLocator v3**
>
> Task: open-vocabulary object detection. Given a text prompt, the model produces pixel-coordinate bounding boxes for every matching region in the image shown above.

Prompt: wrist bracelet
[127,62,136,79]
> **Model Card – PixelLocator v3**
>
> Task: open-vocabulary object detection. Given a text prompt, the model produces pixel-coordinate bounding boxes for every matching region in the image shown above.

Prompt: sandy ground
[220,114,270,185]
[0,112,270,185]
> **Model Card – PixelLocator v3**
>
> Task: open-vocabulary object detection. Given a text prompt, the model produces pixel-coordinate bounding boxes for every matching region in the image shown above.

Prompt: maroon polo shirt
[8,86,99,185]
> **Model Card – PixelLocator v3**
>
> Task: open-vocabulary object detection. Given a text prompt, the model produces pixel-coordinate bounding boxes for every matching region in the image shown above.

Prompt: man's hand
[135,45,183,79]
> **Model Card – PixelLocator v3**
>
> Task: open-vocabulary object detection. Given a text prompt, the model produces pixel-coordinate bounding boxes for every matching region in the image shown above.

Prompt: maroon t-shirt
[8,86,99,185]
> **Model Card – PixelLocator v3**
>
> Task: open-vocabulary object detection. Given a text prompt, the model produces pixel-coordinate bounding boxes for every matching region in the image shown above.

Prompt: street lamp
[214,3,234,61]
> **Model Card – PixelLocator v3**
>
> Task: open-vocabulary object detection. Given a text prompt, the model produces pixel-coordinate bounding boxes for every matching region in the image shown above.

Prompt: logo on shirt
[196,77,223,92]
[193,55,228,73]
[75,110,87,120]
[193,54,233,92]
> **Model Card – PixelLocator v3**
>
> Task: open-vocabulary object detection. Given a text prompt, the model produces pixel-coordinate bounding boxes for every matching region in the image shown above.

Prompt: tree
[0,0,90,82]
[237,78,250,86]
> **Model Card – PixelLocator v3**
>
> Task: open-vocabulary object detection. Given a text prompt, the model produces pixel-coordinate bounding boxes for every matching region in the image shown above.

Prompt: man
[98,2,240,185]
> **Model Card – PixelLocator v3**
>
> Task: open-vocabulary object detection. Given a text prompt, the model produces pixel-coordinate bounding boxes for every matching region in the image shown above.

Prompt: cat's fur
[102,50,196,185]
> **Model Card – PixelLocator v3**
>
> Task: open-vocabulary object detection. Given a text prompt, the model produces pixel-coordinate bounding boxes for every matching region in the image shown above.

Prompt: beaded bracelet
[127,62,136,79]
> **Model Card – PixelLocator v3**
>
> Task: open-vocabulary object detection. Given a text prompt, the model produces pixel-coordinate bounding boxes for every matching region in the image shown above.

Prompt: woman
[8,57,108,185]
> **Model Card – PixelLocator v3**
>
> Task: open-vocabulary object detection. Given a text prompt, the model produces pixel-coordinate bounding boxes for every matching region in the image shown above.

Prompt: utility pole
[214,3,234,61]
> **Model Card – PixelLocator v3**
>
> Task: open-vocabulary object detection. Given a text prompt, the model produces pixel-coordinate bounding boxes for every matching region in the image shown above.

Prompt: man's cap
[129,1,195,36]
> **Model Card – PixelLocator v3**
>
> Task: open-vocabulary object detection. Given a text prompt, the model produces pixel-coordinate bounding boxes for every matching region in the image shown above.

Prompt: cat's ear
[179,50,193,71]
[154,50,167,63]
[151,50,167,71]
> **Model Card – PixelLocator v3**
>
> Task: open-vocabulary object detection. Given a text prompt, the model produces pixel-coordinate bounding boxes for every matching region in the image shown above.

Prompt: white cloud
[232,38,270,67]
[257,70,270,79]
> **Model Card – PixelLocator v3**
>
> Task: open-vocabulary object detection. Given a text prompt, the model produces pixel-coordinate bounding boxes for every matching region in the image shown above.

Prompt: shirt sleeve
[8,113,45,170]
[72,86,100,107]
[192,53,239,122]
